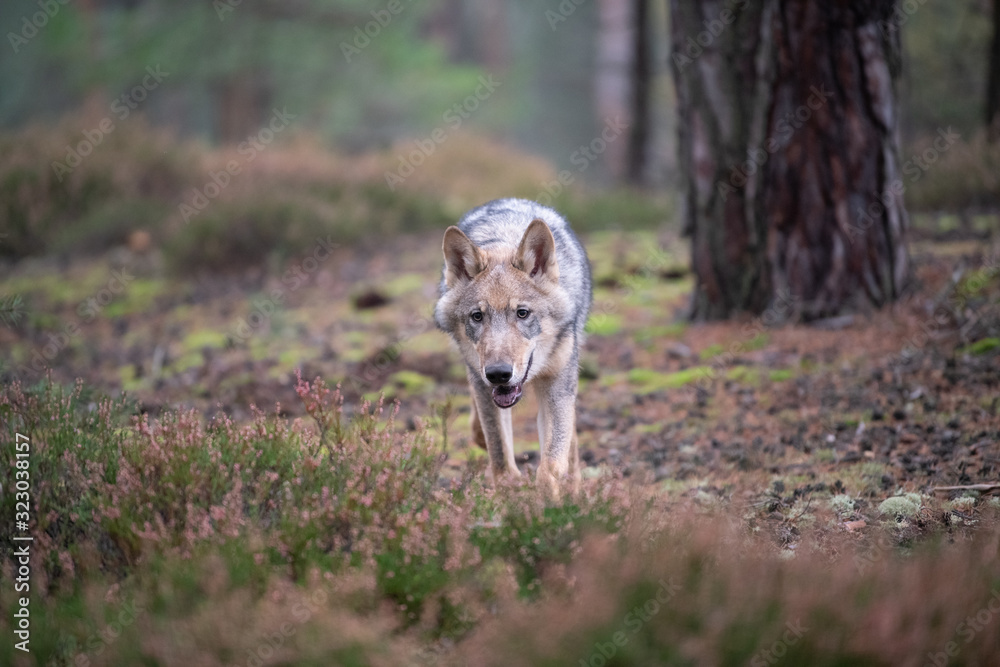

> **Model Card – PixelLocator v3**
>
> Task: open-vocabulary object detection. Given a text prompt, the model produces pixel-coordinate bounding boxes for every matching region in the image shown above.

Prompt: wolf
[434,198,592,493]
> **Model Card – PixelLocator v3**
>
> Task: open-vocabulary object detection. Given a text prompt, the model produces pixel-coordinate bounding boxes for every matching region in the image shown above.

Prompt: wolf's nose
[485,364,513,385]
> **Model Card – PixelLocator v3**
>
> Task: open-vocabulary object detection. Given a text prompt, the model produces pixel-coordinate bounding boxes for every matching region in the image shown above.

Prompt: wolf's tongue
[492,383,523,409]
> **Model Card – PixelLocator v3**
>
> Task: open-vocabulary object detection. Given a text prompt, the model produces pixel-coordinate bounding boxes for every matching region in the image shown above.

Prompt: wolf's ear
[516,219,559,283]
[443,226,483,288]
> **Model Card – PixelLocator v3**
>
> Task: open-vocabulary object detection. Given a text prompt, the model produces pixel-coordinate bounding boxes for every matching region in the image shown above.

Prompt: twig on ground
[930,483,1000,496]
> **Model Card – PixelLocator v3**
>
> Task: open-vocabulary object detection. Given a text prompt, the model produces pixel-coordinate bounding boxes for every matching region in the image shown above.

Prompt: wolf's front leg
[469,375,520,480]
[535,372,579,496]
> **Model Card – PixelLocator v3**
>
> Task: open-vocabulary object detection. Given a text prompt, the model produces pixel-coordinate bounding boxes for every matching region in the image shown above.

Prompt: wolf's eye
[470,311,483,322]
[516,308,530,319]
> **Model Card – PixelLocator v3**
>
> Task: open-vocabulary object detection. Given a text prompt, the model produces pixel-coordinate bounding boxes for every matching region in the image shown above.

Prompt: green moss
[277,346,319,368]
[382,273,428,298]
[828,494,855,517]
[814,448,836,464]
[946,496,977,512]
[170,350,203,374]
[635,323,687,344]
[626,366,715,393]
[103,278,168,318]
[699,344,725,360]
[118,364,137,390]
[4,271,92,306]
[957,266,998,299]
[585,313,623,336]
[958,337,999,356]
[52,198,171,256]
[877,493,923,519]
[339,330,380,363]
[726,366,760,384]
[746,333,770,351]
[387,370,436,395]
[248,339,270,362]
[404,331,450,355]
[181,329,229,351]
[768,368,794,382]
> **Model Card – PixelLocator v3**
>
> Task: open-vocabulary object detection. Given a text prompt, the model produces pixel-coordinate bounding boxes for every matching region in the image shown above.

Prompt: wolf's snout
[484,363,513,386]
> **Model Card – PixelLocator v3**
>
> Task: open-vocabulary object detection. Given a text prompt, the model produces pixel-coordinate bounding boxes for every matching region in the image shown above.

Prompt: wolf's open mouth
[491,383,522,408]
[491,353,532,409]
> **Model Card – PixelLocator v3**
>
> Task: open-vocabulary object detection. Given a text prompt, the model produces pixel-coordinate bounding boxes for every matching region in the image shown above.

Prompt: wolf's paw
[536,463,573,501]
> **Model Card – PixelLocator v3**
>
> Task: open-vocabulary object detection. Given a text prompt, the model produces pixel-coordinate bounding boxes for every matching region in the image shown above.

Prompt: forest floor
[4,225,999,539]
[2,222,1000,666]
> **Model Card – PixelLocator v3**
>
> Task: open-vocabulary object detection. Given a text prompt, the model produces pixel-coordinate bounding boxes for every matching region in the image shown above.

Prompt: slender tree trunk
[596,0,633,180]
[988,0,1000,141]
[626,0,652,185]
[216,72,271,144]
[671,0,909,321]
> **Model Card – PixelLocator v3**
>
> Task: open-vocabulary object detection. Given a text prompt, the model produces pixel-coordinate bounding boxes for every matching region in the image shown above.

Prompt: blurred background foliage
[0,0,997,267]
[1,1,992,156]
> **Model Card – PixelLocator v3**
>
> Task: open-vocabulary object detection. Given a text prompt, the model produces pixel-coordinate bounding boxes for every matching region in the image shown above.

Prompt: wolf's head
[437,219,567,409]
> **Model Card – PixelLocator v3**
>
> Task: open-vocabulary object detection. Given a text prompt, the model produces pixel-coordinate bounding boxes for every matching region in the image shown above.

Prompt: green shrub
[163,183,452,274]
[163,196,335,273]
[904,131,1000,212]
[0,117,191,260]
[0,372,628,641]
[51,198,172,256]
[556,188,674,233]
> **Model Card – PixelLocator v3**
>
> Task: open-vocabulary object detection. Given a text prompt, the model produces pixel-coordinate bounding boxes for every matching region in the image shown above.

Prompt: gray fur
[435,198,592,335]
[434,198,593,493]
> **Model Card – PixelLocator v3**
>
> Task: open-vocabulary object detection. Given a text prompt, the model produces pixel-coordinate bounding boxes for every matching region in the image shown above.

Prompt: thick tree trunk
[671,0,910,321]
[988,0,1000,141]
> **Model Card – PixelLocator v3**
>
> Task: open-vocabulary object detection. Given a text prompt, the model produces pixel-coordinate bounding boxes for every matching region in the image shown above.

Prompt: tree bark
[988,0,1000,141]
[671,0,909,321]
[626,0,652,185]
